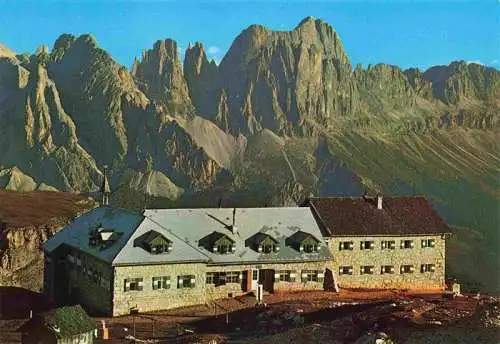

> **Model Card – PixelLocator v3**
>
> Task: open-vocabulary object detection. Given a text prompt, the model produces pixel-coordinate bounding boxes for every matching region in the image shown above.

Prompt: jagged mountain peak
[184,41,209,74]
[51,34,76,57]
[294,16,331,32]
[149,38,180,61]
[297,16,317,26]
[75,33,98,47]
[133,38,194,118]
[423,60,500,104]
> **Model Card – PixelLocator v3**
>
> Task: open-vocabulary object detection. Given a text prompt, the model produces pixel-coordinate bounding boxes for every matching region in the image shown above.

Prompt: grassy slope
[324,128,499,292]
[0,190,95,227]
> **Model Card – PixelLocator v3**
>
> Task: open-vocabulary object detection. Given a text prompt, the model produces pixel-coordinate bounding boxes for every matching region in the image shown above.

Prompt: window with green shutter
[301,270,324,282]
[152,276,171,290]
[276,270,296,282]
[178,275,196,289]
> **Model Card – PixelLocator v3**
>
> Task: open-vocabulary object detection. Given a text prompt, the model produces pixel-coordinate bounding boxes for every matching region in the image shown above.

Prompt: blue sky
[0,0,498,71]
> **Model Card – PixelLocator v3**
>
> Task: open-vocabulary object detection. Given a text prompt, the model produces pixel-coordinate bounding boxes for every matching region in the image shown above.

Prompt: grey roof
[112,217,210,265]
[45,207,332,266]
[120,207,332,265]
[43,207,143,263]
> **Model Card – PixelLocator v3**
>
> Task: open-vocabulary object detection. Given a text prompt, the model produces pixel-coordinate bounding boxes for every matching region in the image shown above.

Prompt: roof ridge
[308,195,427,199]
[146,207,306,211]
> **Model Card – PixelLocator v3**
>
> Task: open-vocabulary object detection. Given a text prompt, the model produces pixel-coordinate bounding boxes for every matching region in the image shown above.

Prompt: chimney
[101,165,111,206]
[377,194,383,210]
[231,208,238,234]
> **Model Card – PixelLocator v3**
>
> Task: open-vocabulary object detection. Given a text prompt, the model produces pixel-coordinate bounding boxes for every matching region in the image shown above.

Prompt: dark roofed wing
[305,196,452,236]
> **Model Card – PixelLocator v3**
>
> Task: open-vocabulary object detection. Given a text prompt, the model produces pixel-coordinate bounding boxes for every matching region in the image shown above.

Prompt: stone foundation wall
[113,263,208,316]
[112,260,334,316]
[326,235,445,290]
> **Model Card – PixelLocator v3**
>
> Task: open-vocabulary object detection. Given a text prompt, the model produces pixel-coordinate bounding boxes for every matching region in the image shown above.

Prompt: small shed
[18,305,96,344]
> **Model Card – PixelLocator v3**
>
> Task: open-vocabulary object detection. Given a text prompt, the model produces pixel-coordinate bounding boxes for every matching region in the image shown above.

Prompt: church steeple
[101,165,111,206]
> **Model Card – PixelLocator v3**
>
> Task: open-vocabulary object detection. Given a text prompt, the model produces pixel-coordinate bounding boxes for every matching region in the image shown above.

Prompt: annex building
[43,207,334,316]
[303,195,452,290]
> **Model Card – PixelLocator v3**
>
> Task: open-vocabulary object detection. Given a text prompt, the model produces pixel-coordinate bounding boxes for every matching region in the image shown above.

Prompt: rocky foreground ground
[3,289,497,344]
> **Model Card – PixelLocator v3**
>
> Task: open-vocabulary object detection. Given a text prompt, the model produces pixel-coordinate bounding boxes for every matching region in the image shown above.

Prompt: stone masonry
[326,235,445,290]
[112,260,333,316]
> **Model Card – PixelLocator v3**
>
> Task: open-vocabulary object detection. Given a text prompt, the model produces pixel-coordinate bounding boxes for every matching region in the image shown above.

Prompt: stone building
[43,207,334,316]
[303,195,452,290]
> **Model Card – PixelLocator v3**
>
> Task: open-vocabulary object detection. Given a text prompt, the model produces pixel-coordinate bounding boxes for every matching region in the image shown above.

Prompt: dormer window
[134,230,173,255]
[88,224,122,250]
[259,242,279,254]
[151,243,172,254]
[286,231,321,253]
[200,232,235,255]
[213,241,235,254]
[301,243,319,253]
[245,232,279,254]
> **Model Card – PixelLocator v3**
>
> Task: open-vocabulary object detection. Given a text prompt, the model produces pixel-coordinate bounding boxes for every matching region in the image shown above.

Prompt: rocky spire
[132,38,195,118]
[183,42,221,119]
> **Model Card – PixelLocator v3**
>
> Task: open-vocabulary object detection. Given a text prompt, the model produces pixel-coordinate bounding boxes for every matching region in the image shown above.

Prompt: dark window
[301,270,324,282]
[206,272,215,285]
[303,243,318,253]
[178,275,195,289]
[226,271,240,283]
[252,270,258,280]
[151,244,172,254]
[214,240,235,254]
[263,244,272,253]
[421,239,436,248]
[277,270,296,282]
[420,264,436,273]
[400,265,414,274]
[339,241,354,251]
[217,244,231,254]
[381,240,396,250]
[339,266,353,275]
[360,241,374,250]
[401,240,414,249]
[152,276,171,290]
[124,278,143,292]
[381,265,395,274]
[206,272,226,286]
[261,243,278,254]
[360,266,375,274]
[206,271,239,285]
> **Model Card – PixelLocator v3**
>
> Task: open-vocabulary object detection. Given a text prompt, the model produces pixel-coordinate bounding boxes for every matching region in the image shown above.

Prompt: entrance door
[251,269,259,291]
[258,269,275,293]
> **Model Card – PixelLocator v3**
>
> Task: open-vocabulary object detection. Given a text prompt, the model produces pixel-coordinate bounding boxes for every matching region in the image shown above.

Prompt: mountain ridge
[0,17,498,291]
